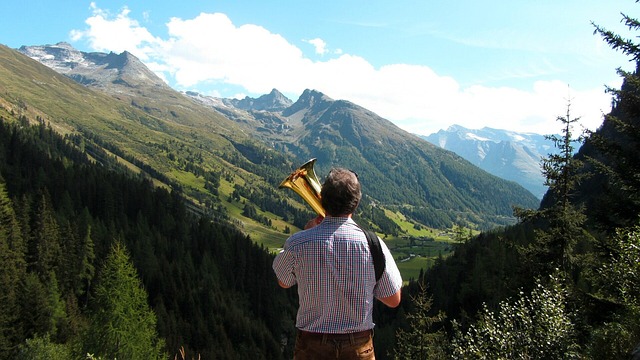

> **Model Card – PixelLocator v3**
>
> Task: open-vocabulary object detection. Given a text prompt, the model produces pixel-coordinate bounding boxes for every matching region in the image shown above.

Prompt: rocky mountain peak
[298,89,332,103]
[264,88,292,109]
[18,42,85,74]
[18,43,168,91]
[282,89,333,117]
[230,88,293,112]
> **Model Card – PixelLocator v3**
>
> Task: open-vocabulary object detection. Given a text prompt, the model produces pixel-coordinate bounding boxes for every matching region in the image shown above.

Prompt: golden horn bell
[279,158,325,217]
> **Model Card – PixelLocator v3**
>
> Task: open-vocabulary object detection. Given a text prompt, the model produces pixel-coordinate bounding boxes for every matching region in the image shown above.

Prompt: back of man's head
[321,168,361,216]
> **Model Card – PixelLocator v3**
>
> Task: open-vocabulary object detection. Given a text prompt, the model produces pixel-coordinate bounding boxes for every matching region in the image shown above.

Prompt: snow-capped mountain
[423,125,558,199]
[18,42,170,94]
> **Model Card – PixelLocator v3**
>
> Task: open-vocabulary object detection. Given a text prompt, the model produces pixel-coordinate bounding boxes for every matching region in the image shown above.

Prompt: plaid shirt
[273,216,403,334]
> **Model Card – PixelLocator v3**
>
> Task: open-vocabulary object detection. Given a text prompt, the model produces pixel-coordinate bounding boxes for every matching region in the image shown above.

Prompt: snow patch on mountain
[423,125,559,199]
[18,42,169,93]
[465,132,491,142]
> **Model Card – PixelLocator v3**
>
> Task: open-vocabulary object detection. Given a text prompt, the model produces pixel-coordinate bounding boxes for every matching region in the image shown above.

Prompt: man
[273,167,403,359]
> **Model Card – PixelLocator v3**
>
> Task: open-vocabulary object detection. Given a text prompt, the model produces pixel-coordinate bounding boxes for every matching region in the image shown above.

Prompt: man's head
[321,168,361,216]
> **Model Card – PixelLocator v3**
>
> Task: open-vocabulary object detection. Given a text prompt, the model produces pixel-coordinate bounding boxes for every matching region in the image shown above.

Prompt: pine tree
[76,221,95,299]
[57,220,77,294]
[20,273,51,340]
[62,208,95,299]
[574,9,640,355]
[393,284,447,359]
[44,272,68,343]
[515,99,591,278]
[588,13,640,229]
[31,190,61,279]
[0,178,25,357]
[83,241,165,359]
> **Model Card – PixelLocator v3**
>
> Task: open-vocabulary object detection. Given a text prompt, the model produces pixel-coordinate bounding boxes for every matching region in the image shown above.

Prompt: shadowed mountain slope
[192,88,540,229]
[9,42,539,231]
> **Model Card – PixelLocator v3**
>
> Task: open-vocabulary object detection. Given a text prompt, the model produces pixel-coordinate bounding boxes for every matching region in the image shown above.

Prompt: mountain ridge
[423,125,556,199]
[10,42,539,231]
[230,88,293,111]
[18,41,169,91]
[196,85,540,228]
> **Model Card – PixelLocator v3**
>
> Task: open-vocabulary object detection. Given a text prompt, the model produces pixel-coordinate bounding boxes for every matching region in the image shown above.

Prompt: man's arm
[278,280,292,289]
[273,248,297,289]
[378,289,401,308]
[374,238,402,308]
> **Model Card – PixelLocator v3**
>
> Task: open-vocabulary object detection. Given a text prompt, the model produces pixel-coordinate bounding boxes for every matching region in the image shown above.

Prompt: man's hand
[304,215,324,229]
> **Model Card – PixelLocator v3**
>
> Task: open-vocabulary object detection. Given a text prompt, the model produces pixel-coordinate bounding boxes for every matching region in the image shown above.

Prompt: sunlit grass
[384,208,437,238]
[170,169,205,189]
[397,256,437,283]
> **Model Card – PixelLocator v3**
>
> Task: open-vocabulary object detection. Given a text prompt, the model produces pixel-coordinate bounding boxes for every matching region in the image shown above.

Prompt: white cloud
[162,13,312,92]
[70,5,162,62]
[70,5,614,135]
[305,38,327,55]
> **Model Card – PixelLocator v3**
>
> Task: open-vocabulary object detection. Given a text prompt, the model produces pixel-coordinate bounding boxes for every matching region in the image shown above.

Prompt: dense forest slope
[0,116,298,358]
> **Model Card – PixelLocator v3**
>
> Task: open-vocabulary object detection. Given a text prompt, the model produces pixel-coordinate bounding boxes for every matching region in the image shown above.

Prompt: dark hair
[321,168,361,216]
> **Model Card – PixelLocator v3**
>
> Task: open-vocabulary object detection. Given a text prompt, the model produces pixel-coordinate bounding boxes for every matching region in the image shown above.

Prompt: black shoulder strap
[363,230,386,282]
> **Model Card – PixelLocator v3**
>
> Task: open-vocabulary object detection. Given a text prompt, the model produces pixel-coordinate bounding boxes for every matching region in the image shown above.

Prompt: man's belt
[298,329,372,341]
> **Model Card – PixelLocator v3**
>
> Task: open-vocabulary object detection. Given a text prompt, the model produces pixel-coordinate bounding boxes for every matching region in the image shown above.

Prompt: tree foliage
[584,10,640,229]
[16,335,71,360]
[393,284,447,360]
[83,241,165,359]
[451,274,579,359]
[515,99,591,278]
[0,177,24,357]
[588,222,640,358]
[0,115,298,359]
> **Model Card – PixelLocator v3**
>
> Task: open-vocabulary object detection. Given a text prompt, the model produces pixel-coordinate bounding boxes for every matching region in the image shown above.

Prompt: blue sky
[2,1,638,135]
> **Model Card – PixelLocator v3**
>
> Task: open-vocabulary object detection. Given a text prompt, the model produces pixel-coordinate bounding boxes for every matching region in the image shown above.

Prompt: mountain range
[3,42,539,237]
[185,88,540,229]
[422,125,557,199]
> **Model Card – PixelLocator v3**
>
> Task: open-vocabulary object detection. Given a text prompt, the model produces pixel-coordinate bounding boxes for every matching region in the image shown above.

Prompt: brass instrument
[279,158,325,217]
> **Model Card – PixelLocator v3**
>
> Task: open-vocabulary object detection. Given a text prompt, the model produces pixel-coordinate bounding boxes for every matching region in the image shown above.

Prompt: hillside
[7,42,538,238]
[2,43,298,245]
[0,116,298,358]
[191,89,541,229]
